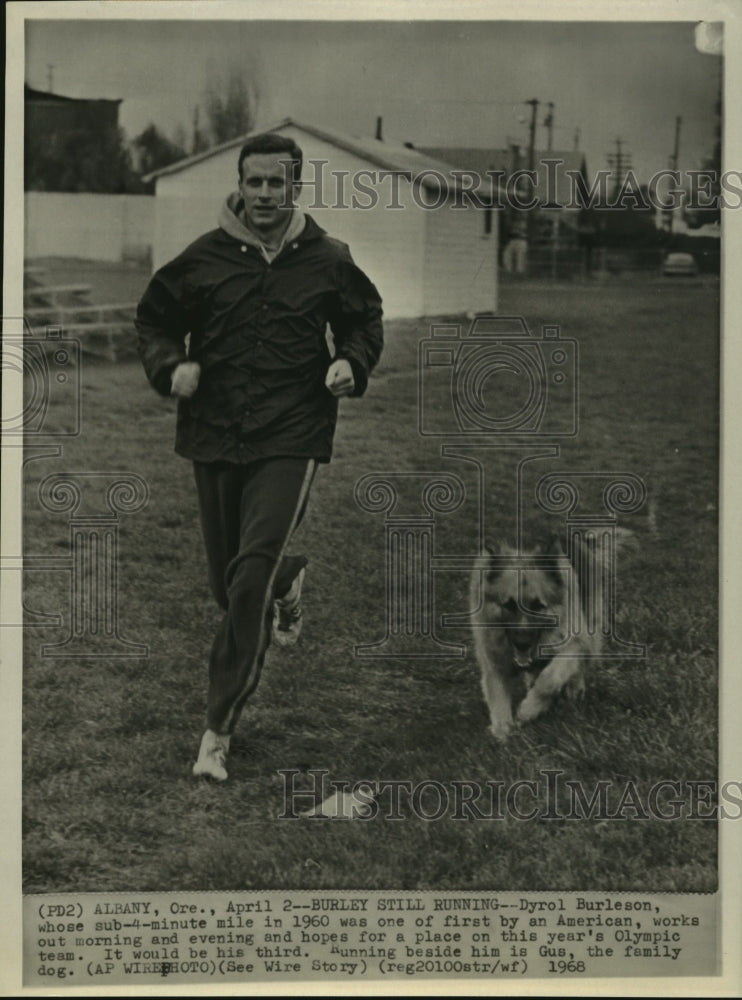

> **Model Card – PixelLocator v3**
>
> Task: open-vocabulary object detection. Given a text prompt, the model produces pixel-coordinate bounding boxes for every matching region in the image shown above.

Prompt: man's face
[238,153,300,239]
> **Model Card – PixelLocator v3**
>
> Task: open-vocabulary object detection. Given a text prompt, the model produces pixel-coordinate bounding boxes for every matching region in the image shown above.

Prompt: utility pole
[671,116,682,170]
[663,116,682,233]
[543,102,555,151]
[573,127,581,152]
[607,136,632,199]
[524,98,540,257]
[47,64,54,93]
[526,98,539,172]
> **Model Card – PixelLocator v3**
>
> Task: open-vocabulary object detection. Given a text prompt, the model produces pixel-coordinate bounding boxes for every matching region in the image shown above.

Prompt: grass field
[21,265,719,893]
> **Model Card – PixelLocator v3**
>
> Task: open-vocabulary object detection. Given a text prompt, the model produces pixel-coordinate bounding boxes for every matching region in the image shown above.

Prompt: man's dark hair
[237,132,303,182]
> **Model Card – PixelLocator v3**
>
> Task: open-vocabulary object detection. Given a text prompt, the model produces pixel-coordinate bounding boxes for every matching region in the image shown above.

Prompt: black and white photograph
[2,0,741,995]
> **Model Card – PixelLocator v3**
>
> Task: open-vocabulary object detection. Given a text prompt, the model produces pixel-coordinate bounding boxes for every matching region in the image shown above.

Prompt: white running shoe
[273,567,305,648]
[192,729,230,781]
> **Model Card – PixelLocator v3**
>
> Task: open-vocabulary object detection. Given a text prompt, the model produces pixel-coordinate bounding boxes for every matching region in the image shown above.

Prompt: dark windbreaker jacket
[136,200,384,464]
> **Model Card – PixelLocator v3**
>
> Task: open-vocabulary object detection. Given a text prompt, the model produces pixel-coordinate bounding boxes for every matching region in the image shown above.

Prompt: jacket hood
[218,192,309,252]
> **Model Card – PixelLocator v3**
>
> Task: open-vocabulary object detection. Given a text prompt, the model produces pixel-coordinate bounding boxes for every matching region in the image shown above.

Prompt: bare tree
[132,123,187,176]
[190,105,210,155]
[202,62,261,146]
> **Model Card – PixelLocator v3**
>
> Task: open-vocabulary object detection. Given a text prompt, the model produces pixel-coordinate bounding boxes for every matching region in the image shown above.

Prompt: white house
[144,117,499,319]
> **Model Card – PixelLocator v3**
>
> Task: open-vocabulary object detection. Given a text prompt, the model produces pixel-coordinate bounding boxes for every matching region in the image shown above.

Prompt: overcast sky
[24,15,723,182]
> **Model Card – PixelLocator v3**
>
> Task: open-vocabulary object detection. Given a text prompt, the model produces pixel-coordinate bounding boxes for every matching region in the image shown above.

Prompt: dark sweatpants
[193,457,317,735]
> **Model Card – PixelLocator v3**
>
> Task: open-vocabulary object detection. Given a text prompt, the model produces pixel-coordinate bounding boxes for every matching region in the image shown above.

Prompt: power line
[385,97,535,107]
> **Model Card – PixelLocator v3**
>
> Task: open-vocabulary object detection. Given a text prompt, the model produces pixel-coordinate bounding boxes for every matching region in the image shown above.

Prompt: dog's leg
[480,661,515,740]
[563,670,586,702]
[516,658,583,723]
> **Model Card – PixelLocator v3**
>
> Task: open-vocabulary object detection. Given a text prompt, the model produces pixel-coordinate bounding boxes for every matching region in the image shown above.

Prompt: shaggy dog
[469,534,610,740]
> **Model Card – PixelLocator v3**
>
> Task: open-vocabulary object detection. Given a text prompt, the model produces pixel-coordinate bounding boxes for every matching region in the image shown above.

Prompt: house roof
[24,84,122,106]
[143,117,497,196]
[420,147,587,207]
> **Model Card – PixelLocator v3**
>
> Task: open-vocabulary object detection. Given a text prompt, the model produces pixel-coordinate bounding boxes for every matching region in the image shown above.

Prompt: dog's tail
[568,526,636,636]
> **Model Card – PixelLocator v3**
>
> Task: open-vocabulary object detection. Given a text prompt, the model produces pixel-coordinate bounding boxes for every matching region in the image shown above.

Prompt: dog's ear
[543,531,567,587]
[482,538,502,580]
[483,538,500,556]
[546,531,565,555]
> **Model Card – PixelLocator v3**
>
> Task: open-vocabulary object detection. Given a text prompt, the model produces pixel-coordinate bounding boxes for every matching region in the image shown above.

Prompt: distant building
[144,117,500,318]
[24,84,121,136]
[25,85,130,192]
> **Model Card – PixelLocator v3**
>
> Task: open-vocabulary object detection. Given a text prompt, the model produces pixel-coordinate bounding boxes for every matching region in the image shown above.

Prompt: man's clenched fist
[324,358,355,397]
[170,362,201,399]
